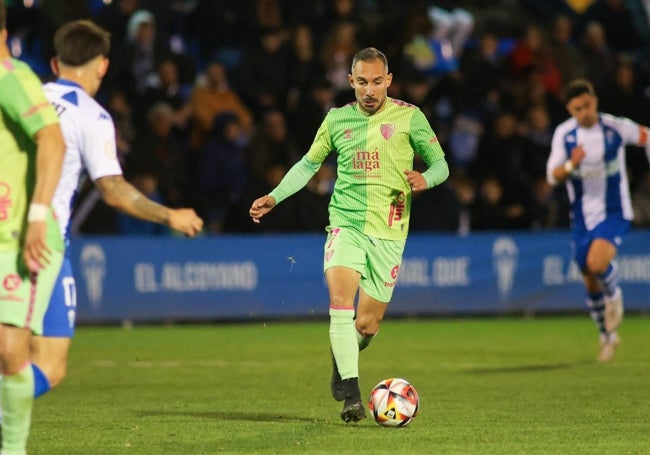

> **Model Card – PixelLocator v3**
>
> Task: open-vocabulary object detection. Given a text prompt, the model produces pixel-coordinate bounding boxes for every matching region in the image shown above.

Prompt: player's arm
[408,109,449,191]
[547,127,584,185]
[250,115,332,223]
[1,68,66,271]
[616,116,650,163]
[23,122,66,271]
[94,175,203,236]
[249,156,322,223]
[31,123,65,207]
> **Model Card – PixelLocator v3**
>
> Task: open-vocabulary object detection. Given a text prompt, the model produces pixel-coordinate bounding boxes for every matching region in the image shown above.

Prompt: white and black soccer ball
[368,377,419,427]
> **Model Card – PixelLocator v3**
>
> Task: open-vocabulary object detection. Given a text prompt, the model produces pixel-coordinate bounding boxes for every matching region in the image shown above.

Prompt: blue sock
[586,292,607,334]
[31,364,51,398]
[597,263,620,297]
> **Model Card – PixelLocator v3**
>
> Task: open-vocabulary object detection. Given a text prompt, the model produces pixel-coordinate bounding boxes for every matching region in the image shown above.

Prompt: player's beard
[361,96,384,115]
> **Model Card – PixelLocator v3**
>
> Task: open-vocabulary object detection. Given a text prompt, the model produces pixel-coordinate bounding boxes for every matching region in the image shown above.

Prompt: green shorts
[0,249,63,334]
[323,226,406,303]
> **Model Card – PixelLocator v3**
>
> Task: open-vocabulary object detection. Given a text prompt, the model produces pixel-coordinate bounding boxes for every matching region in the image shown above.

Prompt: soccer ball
[368,378,419,427]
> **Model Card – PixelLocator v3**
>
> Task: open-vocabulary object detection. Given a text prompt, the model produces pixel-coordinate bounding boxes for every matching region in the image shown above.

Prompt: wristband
[564,160,575,174]
[27,203,49,222]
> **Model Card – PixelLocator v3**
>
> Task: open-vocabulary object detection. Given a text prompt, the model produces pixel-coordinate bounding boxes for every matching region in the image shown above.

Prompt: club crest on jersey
[380,123,395,140]
[344,129,353,140]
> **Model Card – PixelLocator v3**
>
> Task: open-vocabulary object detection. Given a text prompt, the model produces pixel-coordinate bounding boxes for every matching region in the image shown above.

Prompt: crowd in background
[5,0,650,235]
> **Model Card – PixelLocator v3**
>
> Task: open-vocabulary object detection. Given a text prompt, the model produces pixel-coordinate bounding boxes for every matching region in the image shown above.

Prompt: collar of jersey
[56,78,82,88]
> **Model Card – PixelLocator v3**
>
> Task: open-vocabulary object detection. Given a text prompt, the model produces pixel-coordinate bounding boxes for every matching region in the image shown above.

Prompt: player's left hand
[23,221,51,273]
[404,170,427,193]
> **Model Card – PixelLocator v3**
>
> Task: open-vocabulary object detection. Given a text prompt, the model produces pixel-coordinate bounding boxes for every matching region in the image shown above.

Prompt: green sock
[356,327,375,352]
[329,308,358,379]
[1,364,34,455]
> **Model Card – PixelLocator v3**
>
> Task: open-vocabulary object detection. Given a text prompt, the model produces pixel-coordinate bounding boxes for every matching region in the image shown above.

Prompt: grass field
[29,315,650,454]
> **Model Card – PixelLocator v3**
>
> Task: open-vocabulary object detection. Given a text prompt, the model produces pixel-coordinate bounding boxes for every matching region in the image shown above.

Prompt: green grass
[29,316,650,454]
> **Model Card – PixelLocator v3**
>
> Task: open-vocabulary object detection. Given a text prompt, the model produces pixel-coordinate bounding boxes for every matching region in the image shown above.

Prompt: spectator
[235,26,292,113]
[129,102,191,208]
[548,14,585,84]
[137,56,192,129]
[189,61,253,149]
[196,113,249,233]
[579,21,615,92]
[248,109,300,184]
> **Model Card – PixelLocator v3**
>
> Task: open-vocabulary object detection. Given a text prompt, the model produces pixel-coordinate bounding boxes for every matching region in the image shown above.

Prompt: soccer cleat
[341,398,366,423]
[604,288,624,333]
[330,348,345,401]
[598,333,620,363]
[339,378,366,422]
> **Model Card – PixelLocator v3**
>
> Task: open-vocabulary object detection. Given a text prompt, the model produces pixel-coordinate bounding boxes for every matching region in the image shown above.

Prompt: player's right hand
[570,145,586,165]
[23,221,51,273]
[169,208,203,237]
[249,195,277,223]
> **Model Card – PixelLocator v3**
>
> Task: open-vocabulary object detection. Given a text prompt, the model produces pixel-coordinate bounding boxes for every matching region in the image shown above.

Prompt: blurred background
[5,0,650,324]
[5,0,650,237]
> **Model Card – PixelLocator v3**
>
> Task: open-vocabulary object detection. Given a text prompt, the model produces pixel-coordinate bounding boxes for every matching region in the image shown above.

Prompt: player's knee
[356,316,381,337]
[586,256,608,276]
[48,364,67,388]
[35,361,67,388]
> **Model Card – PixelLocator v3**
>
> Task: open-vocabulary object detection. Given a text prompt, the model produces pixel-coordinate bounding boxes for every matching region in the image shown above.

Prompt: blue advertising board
[70,231,650,323]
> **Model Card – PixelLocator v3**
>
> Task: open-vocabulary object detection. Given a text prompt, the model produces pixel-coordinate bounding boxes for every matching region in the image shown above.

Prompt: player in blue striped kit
[546,78,650,362]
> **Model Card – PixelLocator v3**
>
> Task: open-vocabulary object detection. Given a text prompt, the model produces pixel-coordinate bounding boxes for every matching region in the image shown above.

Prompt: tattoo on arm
[95,175,170,225]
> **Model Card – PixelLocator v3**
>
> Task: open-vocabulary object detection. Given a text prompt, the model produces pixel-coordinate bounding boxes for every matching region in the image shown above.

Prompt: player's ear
[348,73,354,89]
[50,57,60,77]
[386,72,393,88]
[97,57,109,78]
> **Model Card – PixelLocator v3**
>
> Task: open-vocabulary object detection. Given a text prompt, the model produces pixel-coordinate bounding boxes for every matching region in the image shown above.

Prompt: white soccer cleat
[598,333,620,363]
[604,287,624,333]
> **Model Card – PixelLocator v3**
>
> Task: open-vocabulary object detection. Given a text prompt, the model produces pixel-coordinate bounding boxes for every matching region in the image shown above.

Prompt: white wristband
[27,203,49,222]
[564,160,575,174]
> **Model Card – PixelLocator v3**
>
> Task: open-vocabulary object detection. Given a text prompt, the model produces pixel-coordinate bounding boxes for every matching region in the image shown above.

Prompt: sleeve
[615,116,650,163]
[268,155,321,204]
[270,114,333,204]
[546,126,568,186]
[421,158,449,188]
[409,108,448,188]
[305,113,335,163]
[80,111,123,181]
[0,67,59,138]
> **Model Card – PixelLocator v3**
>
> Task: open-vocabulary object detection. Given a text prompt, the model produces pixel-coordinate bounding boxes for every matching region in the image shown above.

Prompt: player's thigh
[323,227,366,307]
[31,336,71,375]
[586,216,630,274]
[325,266,361,308]
[0,249,63,336]
[359,237,405,304]
[586,239,617,274]
[42,258,77,338]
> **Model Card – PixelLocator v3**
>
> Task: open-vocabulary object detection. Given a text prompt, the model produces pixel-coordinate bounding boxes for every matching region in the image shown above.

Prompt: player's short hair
[54,20,110,67]
[562,79,596,104]
[351,47,389,73]
[0,0,6,32]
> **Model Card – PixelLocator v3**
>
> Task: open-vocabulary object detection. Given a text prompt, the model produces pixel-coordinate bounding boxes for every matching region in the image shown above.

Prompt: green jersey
[290,98,447,240]
[0,58,61,250]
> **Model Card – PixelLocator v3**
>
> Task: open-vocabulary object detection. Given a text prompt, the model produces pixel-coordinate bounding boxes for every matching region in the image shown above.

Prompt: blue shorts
[42,257,76,338]
[572,216,630,271]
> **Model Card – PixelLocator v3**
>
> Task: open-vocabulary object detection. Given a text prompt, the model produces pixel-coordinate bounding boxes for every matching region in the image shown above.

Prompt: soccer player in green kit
[0,0,66,452]
[250,47,449,422]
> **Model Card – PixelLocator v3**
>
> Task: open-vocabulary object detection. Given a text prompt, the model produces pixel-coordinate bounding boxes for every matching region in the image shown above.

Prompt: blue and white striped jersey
[43,79,123,242]
[547,113,650,231]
